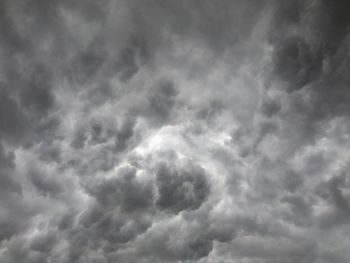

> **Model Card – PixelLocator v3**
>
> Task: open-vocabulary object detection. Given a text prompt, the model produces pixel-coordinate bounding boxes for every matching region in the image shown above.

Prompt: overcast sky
[1,0,350,262]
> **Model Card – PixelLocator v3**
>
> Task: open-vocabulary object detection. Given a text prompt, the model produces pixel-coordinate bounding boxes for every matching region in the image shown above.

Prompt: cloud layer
[1,0,350,262]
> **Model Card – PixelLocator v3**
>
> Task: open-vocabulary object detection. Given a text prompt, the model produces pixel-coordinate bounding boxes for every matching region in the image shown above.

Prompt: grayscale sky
[0,0,350,262]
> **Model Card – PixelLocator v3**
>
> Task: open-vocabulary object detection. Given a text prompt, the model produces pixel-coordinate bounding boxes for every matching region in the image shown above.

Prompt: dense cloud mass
[1,0,350,262]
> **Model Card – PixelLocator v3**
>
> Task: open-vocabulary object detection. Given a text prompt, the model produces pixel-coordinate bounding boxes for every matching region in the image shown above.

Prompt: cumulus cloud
[155,161,210,213]
[0,0,350,262]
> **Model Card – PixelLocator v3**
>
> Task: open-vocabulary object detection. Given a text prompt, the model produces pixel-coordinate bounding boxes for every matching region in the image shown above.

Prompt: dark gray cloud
[155,161,210,213]
[89,166,154,212]
[270,0,350,119]
[0,0,350,262]
[0,90,29,145]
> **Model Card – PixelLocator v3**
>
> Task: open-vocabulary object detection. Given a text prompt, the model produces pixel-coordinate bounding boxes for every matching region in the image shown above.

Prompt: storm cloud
[0,0,350,262]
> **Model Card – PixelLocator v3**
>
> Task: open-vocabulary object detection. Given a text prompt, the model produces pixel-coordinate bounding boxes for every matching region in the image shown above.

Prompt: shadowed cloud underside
[0,0,350,262]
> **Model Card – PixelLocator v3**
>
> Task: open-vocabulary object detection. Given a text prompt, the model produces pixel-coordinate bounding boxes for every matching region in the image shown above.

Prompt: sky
[0,0,350,262]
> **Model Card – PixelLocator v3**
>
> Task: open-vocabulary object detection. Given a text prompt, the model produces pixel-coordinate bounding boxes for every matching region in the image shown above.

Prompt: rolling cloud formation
[0,0,350,262]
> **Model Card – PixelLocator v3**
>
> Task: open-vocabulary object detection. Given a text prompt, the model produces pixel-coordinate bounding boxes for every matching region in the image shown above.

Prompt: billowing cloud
[0,0,350,262]
[155,161,210,213]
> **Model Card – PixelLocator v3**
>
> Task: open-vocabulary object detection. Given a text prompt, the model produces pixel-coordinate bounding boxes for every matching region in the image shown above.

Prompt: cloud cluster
[1,0,350,262]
